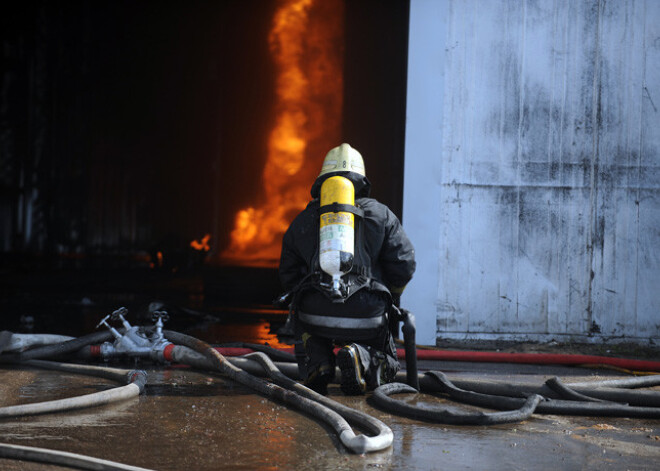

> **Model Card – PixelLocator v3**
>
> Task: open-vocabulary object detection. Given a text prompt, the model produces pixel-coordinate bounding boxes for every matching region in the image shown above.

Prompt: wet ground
[1,267,659,469]
[1,360,659,470]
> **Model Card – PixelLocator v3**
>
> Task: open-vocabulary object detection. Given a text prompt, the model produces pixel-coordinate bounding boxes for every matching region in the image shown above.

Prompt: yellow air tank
[319,175,355,296]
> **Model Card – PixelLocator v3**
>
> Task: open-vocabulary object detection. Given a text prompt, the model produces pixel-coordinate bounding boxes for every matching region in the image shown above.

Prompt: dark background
[0,0,409,334]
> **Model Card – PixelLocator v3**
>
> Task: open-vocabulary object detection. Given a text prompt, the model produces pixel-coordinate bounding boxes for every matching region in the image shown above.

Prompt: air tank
[319,175,355,297]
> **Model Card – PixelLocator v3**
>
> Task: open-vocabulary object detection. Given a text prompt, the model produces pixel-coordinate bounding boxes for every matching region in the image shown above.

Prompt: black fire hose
[429,373,660,417]
[215,342,296,363]
[371,371,660,421]
[165,344,393,451]
[163,330,392,453]
[424,372,659,418]
[545,377,616,403]
[390,306,419,390]
[441,376,660,408]
[160,340,660,422]
[243,351,393,452]
[174,345,660,422]
[372,376,543,425]
[566,375,660,389]
[398,308,419,391]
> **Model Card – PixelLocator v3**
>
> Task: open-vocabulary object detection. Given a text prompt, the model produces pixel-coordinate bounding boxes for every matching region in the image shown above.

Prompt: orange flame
[149,251,163,269]
[223,0,344,266]
[190,233,211,252]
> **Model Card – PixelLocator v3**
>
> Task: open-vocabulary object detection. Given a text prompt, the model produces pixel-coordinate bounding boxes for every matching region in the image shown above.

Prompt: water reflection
[188,321,290,349]
[5,298,290,351]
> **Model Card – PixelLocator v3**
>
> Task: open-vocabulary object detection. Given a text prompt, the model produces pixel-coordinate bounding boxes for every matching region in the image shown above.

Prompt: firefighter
[279,143,416,395]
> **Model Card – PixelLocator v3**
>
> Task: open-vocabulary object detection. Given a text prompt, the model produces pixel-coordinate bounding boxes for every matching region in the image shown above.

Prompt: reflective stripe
[298,311,385,329]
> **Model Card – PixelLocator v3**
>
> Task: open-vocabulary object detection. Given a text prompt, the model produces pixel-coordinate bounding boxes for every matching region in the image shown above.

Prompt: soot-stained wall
[404,0,660,344]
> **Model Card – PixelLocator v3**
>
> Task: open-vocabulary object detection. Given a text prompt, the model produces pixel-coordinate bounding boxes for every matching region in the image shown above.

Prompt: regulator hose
[0,361,146,419]
[0,442,156,471]
[163,330,389,454]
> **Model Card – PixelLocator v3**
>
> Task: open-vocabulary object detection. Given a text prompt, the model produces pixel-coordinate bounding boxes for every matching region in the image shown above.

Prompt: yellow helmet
[318,143,366,178]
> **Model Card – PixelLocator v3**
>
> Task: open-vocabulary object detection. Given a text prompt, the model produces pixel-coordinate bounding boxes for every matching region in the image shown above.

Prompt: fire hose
[372,372,660,424]
[2,314,660,460]
[16,329,660,424]
[1,326,395,455]
[173,346,660,422]
[161,330,393,454]
[0,330,116,362]
[0,357,152,471]
[0,340,392,456]
[213,354,660,422]
[0,442,155,471]
[0,361,146,418]
[243,352,393,452]
[166,345,393,452]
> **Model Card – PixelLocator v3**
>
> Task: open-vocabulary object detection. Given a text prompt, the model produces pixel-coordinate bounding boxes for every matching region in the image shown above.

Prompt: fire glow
[190,234,211,252]
[223,0,344,265]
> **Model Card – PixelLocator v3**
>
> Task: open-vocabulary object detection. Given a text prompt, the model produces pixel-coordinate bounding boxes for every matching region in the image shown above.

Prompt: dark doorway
[0,0,409,340]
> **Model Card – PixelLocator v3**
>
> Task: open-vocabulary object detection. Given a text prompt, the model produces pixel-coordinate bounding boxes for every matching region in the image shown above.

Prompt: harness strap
[297,311,385,329]
[319,203,365,218]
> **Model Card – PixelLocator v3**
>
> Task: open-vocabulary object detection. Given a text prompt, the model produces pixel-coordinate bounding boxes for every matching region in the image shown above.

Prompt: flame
[222,0,344,265]
[190,233,211,252]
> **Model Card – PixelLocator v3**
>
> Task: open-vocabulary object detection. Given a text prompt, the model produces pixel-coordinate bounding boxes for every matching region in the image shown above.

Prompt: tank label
[320,224,354,253]
[320,213,353,226]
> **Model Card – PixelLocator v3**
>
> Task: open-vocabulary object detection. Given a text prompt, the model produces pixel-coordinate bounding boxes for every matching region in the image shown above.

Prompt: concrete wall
[403,0,660,345]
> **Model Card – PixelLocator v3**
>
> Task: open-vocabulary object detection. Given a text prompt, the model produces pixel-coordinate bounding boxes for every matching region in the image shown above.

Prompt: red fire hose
[212,346,660,372]
[410,349,660,372]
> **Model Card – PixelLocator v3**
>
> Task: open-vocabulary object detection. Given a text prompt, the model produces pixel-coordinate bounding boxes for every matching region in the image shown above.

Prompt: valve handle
[111,307,129,321]
[95,314,111,330]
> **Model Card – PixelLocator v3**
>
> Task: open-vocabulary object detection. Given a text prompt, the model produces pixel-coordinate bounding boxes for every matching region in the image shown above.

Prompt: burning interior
[0,0,409,338]
[223,0,345,265]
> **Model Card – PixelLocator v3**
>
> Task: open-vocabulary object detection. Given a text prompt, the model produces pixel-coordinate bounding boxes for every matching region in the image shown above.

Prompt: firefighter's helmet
[318,143,365,178]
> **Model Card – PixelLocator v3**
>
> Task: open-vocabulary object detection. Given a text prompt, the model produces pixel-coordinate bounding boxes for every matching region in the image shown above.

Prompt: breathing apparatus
[317,144,365,300]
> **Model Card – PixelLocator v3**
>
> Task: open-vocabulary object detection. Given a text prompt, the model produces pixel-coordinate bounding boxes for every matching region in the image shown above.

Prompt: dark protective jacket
[279,171,416,340]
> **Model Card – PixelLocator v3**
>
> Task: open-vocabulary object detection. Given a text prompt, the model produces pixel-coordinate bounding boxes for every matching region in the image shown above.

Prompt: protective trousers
[295,321,400,392]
